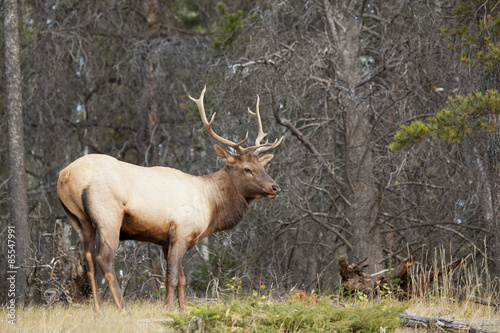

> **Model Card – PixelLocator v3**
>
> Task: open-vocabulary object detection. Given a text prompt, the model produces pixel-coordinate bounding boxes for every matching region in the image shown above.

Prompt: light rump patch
[57,86,282,314]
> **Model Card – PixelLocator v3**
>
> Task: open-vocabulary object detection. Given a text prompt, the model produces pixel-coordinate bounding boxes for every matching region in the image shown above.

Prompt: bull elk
[57,86,282,314]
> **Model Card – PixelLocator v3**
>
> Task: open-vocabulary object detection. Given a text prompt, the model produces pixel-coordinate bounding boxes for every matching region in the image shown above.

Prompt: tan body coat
[60,154,221,247]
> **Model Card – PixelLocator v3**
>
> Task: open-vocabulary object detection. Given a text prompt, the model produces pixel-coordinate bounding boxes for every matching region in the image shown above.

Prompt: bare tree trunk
[324,0,384,271]
[4,0,30,306]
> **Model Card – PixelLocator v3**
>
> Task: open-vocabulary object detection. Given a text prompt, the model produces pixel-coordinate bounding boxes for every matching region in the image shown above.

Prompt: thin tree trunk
[486,130,500,275]
[4,0,31,306]
[144,0,160,166]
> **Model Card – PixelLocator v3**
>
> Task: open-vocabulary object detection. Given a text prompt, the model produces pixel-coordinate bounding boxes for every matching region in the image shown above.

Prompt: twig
[298,198,353,250]
[271,91,320,156]
[231,58,277,71]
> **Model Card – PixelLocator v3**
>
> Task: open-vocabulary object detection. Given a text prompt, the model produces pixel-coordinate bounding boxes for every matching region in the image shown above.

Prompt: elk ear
[214,144,237,164]
[258,154,274,166]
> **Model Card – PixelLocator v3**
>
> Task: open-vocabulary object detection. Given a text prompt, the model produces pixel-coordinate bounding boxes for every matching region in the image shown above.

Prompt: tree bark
[4,0,31,306]
[324,0,384,271]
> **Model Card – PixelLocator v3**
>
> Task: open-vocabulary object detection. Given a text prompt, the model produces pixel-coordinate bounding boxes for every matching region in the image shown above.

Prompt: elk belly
[119,211,172,245]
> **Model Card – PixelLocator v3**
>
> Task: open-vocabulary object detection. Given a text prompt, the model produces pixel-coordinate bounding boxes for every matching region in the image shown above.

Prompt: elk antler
[248,95,283,155]
[189,86,283,155]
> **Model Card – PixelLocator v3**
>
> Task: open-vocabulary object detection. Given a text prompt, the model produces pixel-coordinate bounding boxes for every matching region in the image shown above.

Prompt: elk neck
[201,166,250,235]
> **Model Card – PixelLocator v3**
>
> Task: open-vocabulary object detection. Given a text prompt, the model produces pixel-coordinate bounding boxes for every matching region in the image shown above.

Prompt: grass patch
[167,298,408,332]
[2,295,500,332]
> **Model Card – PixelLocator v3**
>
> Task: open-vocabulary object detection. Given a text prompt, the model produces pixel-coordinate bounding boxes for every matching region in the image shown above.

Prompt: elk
[57,86,282,314]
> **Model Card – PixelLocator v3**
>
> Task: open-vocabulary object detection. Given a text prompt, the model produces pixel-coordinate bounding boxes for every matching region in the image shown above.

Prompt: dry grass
[1,301,173,333]
[395,249,500,332]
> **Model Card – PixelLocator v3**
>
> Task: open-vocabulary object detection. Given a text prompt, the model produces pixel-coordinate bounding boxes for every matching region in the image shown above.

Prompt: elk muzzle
[268,183,281,198]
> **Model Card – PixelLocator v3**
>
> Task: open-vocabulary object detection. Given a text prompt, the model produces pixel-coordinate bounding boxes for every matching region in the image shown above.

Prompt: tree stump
[338,256,465,298]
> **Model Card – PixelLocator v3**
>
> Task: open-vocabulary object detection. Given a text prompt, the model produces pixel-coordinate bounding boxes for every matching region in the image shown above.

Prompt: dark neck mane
[203,167,250,234]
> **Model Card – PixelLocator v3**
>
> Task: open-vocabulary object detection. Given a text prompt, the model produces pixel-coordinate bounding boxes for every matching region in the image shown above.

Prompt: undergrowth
[166,298,408,332]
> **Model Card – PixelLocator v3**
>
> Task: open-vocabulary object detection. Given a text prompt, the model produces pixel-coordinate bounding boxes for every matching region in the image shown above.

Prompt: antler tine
[247,95,268,146]
[246,94,283,155]
[189,86,247,154]
[254,136,284,155]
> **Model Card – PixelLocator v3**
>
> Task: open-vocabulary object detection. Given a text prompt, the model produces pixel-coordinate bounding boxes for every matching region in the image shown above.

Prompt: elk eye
[244,167,252,174]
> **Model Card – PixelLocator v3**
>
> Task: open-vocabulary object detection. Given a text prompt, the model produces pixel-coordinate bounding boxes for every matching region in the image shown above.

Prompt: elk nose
[272,184,281,194]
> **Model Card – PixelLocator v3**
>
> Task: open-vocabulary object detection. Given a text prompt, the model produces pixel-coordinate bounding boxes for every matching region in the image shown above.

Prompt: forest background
[1,0,499,305]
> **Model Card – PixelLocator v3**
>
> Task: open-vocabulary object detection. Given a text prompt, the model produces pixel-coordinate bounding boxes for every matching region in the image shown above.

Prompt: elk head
[189,86,283,202]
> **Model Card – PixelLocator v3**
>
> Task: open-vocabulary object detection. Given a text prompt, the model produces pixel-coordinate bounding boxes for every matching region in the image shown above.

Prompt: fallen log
[399,311,500,333]
[468,295,500,312]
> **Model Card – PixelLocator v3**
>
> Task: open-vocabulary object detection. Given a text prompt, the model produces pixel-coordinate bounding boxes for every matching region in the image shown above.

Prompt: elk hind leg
[82,227,100,314]
[61,203,101,315]
[95,224,127,313]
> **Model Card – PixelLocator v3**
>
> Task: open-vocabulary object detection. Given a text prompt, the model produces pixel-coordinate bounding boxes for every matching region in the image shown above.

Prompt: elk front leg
[177,266,186,311]
[164,234,188,311]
